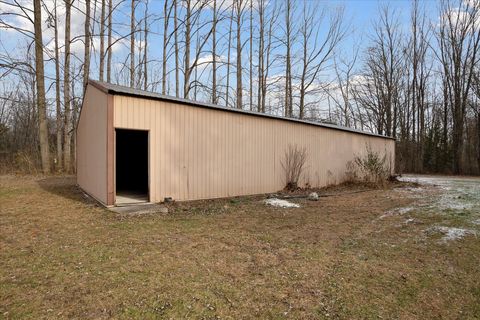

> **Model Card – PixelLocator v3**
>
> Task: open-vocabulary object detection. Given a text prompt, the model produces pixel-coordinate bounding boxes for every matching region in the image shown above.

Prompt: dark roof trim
[89,80,395,140]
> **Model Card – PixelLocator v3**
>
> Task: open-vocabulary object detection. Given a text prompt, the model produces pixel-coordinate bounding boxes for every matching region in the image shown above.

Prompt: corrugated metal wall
[113,95,395,202]
[76,86,108,203]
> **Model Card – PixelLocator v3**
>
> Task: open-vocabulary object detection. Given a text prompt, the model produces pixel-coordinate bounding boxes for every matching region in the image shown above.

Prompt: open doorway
[115,129,149,205]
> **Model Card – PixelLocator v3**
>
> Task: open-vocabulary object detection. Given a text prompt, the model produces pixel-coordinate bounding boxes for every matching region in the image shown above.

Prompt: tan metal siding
[113,95,395,202]
[76,86,108,204]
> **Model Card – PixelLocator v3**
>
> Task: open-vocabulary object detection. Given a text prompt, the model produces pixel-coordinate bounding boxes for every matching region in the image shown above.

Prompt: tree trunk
[235,0,243,109]
[226,5,233,107]
[174,0,179,97]
[162,0,169,95]
[284,0,292,117]
[257,0,264,112]
[84,0,91,89]
[193,8,199,100]
[99,0,105,81]
[452,99,464,174]
[143,0,148,91]
[107,0,113,83]
[477,111,480,173]
[71,77,78,172]
[249,0,253,111]
[299,4,307,119]
[211,0,217,104]
[299,44,306,119]
[54,0,62,171]
[442,82,449,170]
[183,0,192,99]
[262,5,276,113]
[33,0,50,173]
[63,0,72,172]
[130,0,135,88]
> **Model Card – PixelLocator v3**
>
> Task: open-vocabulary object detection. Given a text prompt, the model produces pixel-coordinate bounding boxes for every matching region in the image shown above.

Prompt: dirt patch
[1,175,480,319]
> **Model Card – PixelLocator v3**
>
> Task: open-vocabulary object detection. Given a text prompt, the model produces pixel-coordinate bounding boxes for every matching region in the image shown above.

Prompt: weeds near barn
[281,144,308,191]
[345,144,391,187]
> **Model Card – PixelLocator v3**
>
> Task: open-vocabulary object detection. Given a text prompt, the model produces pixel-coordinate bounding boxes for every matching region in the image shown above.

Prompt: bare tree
[298,3,345,119]
[329,47,359,127]
[33,0,50,173]
[53,0,63,170]
[226,3,234,106]
[435,0,480,174]
[211,0,218,104]
[256,0,265,112]
[99,0,105,81]
[257,0,279,113]
[284,0,294,117]
[182,0,213,99]
[143,0,149,90]
[174,0,179,97]
[183,0,193,98]
[355,6,403,138]
[130,0,136,88]
[473,72,480,171]
[107,0,113,83]
[84,0,91,88]
[162,0,171,95]
[405,0,431,172]
[234,0,246,109]
[249,0,253,111]
[63,0,72,172]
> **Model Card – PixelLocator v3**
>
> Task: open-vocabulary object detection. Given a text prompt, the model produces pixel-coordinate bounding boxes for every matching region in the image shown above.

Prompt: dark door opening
[115,129,149,204]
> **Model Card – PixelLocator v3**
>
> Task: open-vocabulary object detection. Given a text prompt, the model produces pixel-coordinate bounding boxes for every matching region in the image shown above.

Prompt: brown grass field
[1,175,480,319]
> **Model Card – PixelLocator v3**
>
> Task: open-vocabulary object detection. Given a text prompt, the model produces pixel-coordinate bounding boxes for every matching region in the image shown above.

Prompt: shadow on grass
[36,175,98,205]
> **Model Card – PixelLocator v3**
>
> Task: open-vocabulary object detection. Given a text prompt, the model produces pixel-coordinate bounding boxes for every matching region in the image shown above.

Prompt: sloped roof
[89,80,394,140]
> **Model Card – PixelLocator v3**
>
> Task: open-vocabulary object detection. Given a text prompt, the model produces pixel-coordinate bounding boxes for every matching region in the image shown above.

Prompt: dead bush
[281,144,308,190]
[352,145,390,185]
[0,151,40,175]
[344,160,358,183]
[14,152,39,174]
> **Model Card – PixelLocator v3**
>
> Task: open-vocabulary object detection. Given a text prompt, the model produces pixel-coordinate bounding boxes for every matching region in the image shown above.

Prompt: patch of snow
[399,187,426,193]
[427,226,477,242]
[472,219,480,225]
[397,207,414,214]
[393,187,426,198]
[379,207,414,219]
[264,198,300,208]
[400,175,480,215]
[437,199,473,211]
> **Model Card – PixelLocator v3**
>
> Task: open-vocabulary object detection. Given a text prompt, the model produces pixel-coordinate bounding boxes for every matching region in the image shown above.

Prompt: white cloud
[439,2,480,32]
[1,0,128,58]
[196,53,226,66]
[203,0,260,10]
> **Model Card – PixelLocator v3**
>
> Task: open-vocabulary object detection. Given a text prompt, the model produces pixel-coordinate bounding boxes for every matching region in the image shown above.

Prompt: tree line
[0,0,480,175]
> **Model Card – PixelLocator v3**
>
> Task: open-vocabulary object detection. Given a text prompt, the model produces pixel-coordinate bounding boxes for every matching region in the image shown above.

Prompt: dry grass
[1,175,480,319]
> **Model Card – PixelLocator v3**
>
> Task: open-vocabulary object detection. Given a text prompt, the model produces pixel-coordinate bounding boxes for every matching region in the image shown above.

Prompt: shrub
[353,145,390,185]
[0,151,40,175]
[281,144,308,190]
[13,151,40,174]
[344,160,358,183]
